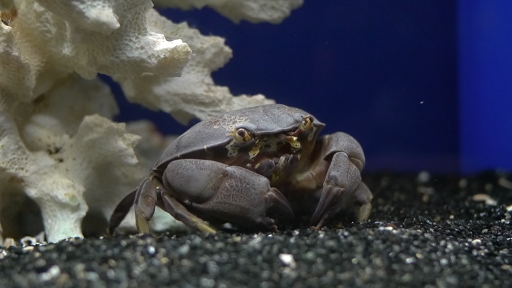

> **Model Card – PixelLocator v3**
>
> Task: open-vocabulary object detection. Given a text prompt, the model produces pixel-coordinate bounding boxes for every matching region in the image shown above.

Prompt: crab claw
[162,159,294,231]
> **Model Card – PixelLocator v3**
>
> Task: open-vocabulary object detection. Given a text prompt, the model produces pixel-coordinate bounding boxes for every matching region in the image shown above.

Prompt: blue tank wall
[110,1,509,173]
[458,1,512,173]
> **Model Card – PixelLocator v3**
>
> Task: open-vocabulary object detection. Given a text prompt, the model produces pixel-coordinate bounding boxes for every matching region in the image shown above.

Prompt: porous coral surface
[122,9,274,125]
[154,0,304,24]
[0,0,298,242]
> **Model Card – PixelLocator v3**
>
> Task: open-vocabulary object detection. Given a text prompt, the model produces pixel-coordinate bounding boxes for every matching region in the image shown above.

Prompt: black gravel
[1,171,511,287]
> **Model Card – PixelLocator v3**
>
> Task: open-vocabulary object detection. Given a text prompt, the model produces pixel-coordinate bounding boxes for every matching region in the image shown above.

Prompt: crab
[109,104,372,234]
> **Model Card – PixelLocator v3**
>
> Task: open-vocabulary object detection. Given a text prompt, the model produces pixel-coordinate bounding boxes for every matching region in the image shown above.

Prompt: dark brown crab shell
[152,104,325,173]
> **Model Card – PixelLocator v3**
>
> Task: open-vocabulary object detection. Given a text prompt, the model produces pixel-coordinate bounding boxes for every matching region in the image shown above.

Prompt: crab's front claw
[309,132,372,228]
[163,159,294,231]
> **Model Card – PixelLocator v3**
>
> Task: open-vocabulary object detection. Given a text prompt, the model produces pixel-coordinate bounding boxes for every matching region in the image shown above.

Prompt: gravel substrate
[1,171,511,287]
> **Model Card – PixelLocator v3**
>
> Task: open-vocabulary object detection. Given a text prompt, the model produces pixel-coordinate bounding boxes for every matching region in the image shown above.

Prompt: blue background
[110,0,511,174]
[459,1,512,174]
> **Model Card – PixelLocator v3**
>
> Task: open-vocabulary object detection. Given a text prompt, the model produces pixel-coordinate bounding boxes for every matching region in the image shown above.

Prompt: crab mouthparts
[247,133,302,160]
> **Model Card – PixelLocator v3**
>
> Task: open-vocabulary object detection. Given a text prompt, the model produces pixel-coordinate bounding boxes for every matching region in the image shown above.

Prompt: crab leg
[160,193,217,233]
[309,132,373,228]
[134,176,165,233]
[110,175,164,234]
[108,189,136,234]
[108,174,217,234]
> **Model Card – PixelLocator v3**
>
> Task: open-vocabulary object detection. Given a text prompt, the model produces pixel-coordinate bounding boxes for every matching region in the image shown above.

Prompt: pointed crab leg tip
[309,214,321,228]
[136,210,151,234]
[309,215,327,229]
[197,223,217,234]
[109,190,137,233]
[269,188,294,220]
[107,224,115,236]
[310,206,326,226]
[310,184,343,227]
[309,225,321,231]
[356,203,372,222]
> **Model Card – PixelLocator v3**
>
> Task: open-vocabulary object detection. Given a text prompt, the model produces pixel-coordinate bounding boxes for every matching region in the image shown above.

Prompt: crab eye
[300,116,314,131]
[234,128,252,143]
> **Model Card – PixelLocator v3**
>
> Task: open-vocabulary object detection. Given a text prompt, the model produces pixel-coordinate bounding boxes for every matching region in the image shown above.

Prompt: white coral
[0,0,300,242]
[0,1,194,242]
[153,0,304,24]
[13,0,191,82]
[121,9,274,124]
[1,76,182,242]
[1,77,134,242]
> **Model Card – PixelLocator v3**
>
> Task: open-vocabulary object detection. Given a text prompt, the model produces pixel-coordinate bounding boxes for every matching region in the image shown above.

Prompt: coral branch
[121,9,274,125]
[153,0,303,24]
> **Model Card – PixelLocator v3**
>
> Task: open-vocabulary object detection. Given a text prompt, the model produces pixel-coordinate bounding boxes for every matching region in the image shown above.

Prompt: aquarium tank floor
[1,171,511,287]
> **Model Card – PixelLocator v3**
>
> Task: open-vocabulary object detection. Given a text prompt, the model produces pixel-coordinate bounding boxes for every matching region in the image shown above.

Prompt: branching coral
[121,9,274,125]
[153,0,304,24]
[0,0,302,242]
[1,76,137,242]
[1,75,182,243]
